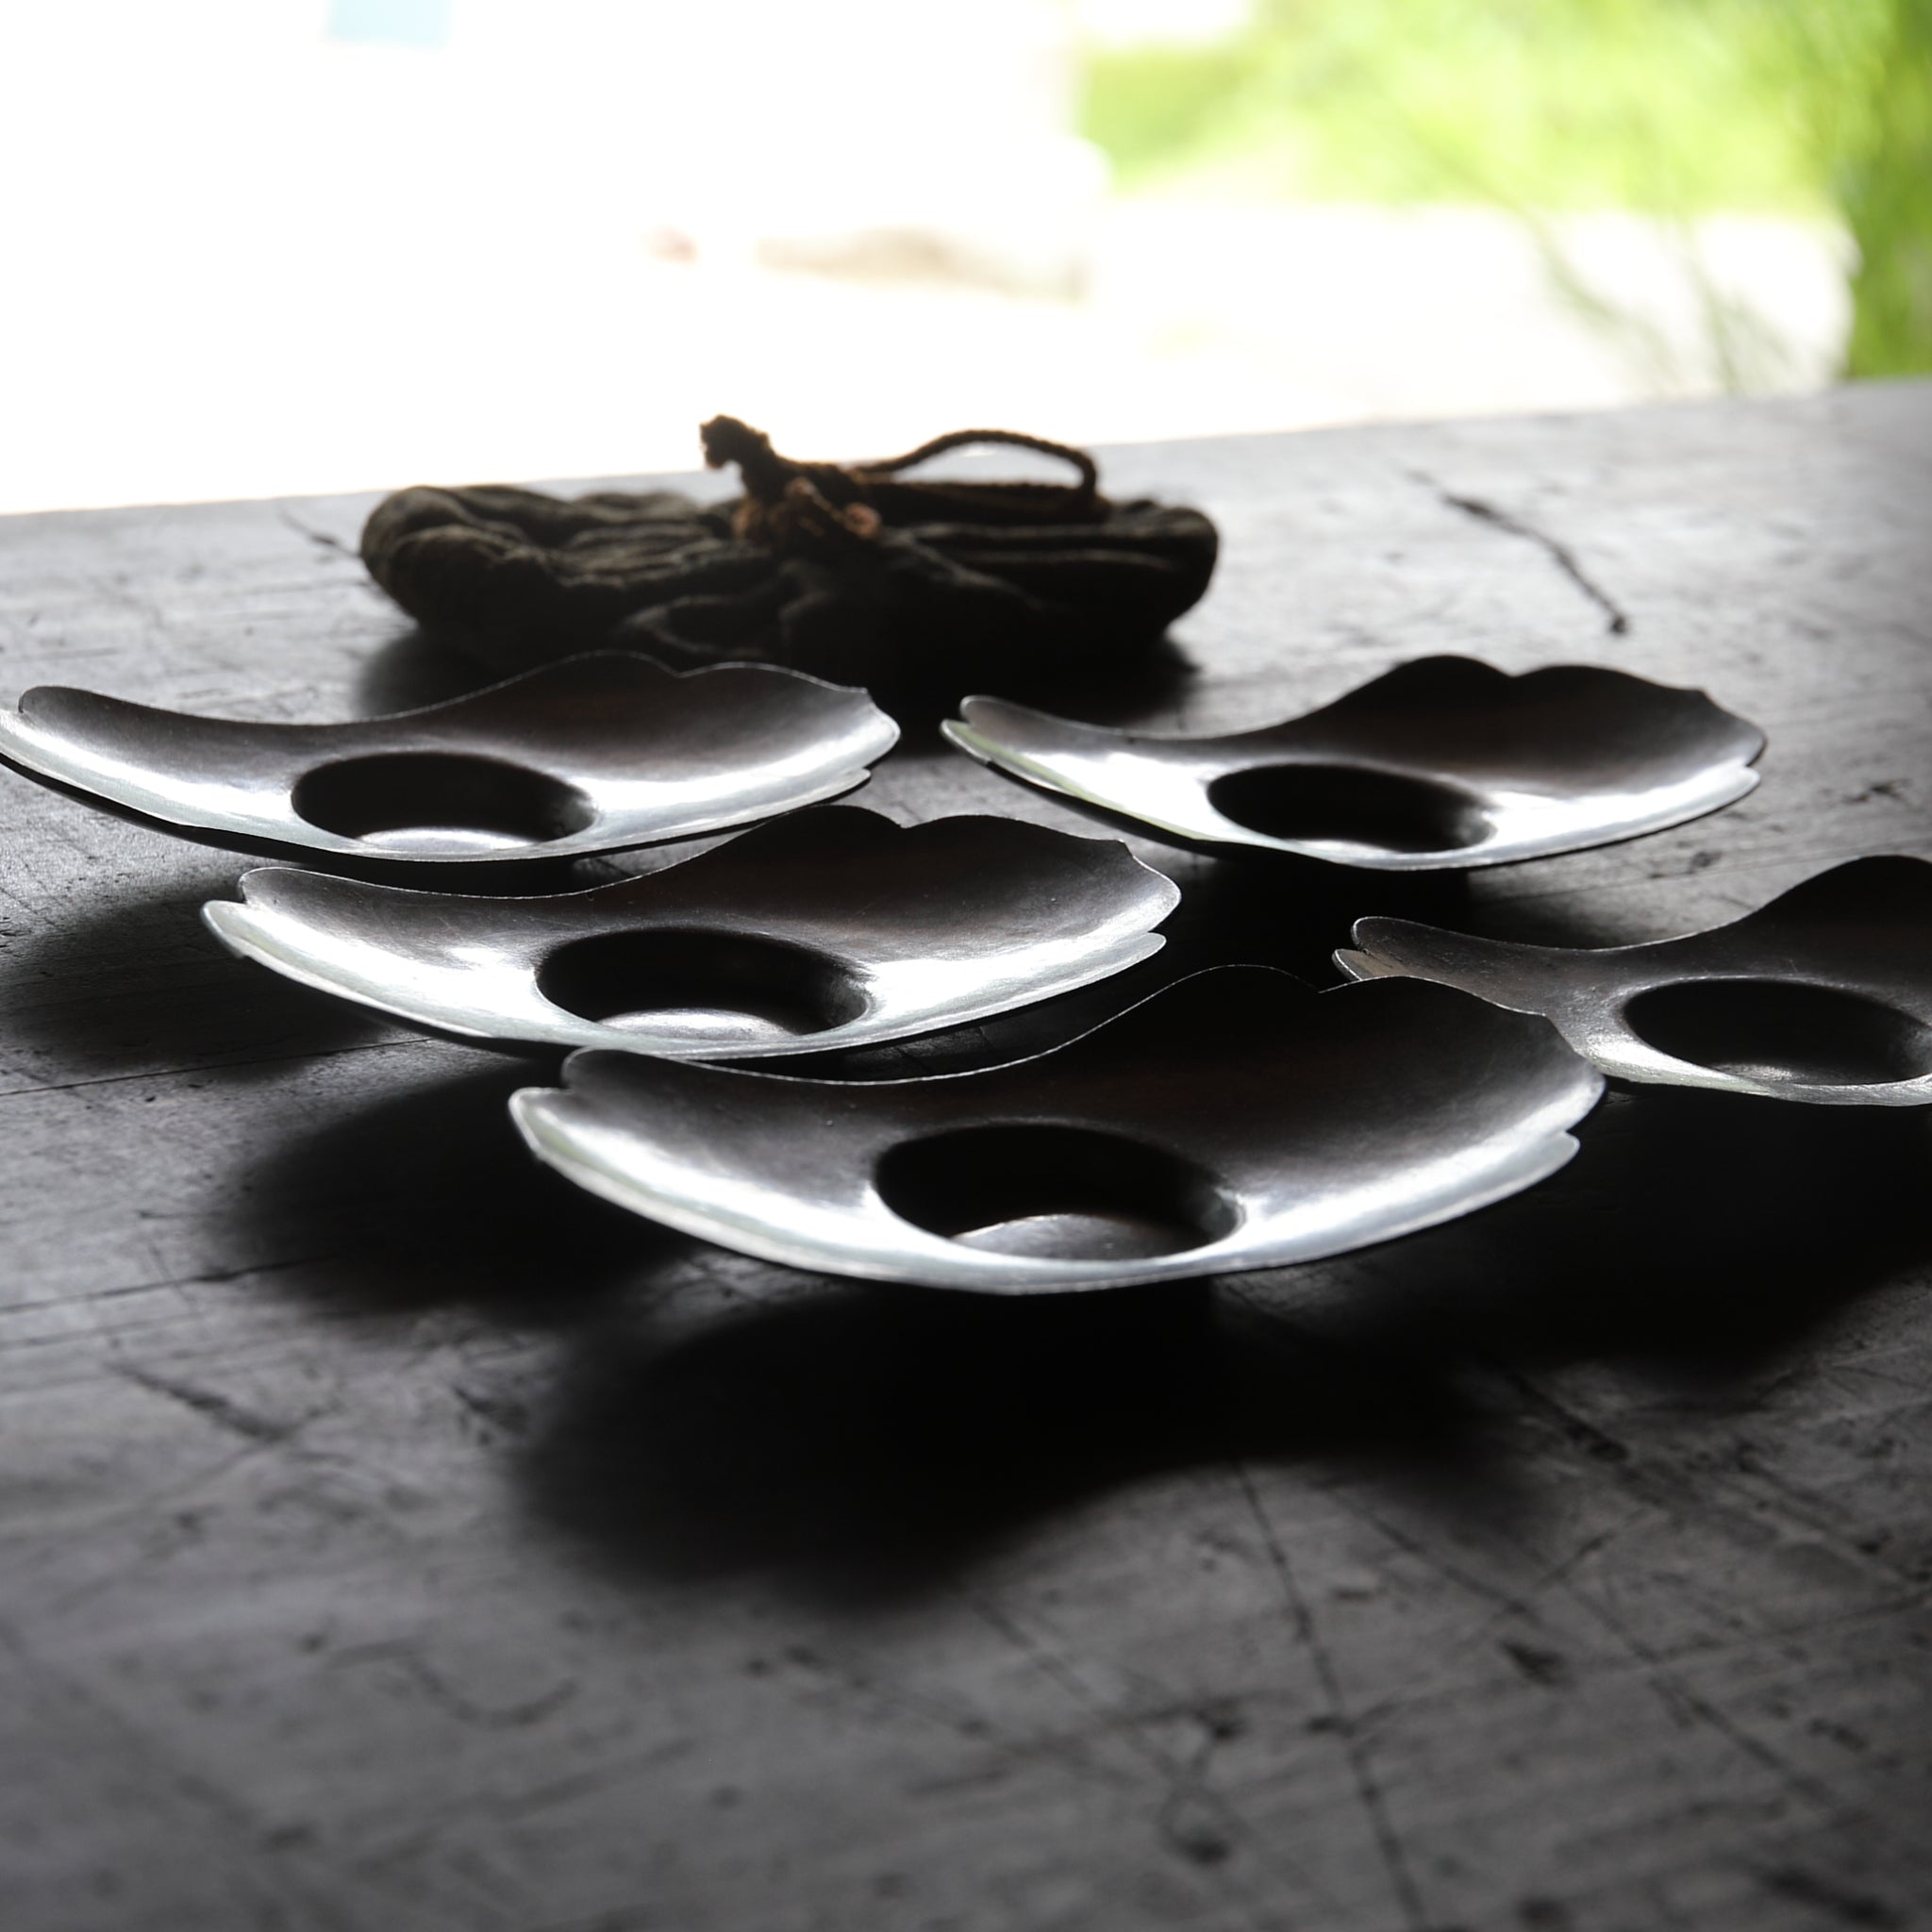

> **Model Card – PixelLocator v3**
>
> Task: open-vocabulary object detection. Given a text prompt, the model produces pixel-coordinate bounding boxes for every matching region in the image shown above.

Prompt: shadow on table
[874,633,1203,740]
[355,626,501,716]
[507,1081,1932,1607]
[1373,1082,1932,1386]
[0,870,391,1081]
[517,1278,1483,1607]
[354,623,1206,736]
[227,1059,689,1323]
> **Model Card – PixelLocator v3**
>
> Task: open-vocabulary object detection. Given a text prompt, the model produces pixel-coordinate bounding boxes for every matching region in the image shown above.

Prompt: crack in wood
[1417,471,1632,635]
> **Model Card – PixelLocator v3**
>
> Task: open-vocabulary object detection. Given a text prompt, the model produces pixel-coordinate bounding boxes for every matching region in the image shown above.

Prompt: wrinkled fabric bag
[360,418,1219,693]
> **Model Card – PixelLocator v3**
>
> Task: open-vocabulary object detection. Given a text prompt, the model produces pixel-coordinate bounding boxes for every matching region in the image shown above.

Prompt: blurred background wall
[1,0,1924,512]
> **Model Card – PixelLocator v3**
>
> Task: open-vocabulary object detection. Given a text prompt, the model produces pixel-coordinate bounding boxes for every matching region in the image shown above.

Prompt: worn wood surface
[2,388,1929,1932]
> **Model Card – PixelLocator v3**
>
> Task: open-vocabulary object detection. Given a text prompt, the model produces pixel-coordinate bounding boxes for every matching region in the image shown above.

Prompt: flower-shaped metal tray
[943,656,1764,870]
[0,652,899,867]
[1336,857,1932,1105]
[202,808,1180,1058]
[508,965,1605,1293]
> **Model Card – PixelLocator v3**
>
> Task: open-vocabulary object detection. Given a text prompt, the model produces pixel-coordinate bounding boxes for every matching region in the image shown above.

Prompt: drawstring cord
[700,416,1102,553]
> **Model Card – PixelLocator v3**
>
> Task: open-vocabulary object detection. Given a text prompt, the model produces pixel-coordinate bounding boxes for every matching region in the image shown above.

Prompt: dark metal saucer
[0,652,899,867]
[944,656,1764,869]
[1338,856,1932,1104]
[509,965,1605,1293]
[203,808,1179,1058]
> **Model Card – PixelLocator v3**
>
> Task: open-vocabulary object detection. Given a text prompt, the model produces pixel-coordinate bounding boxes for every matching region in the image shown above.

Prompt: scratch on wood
[274,506,356,558]
[0,1613,362,1932]
[0,1037,410,1103]
[329,1641,577,1730]
[1500,1517,1926,1863]
[1231,1462,1433,1932]
[960,1588,1317,1926]
[1485,1360,1633,1466]
[1356,1507,1652,1740]
[116,1363,301,1444]
[1417,471,1631,635]
[1760,1864,1907,1929]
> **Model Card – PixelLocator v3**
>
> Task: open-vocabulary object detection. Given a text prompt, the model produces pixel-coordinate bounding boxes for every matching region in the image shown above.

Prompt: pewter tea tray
[944,657,1764,869]
[1337,856,1932,1105]
[203,808,1179,1058]
[0,652,898,866]
[509,966,1605,1293]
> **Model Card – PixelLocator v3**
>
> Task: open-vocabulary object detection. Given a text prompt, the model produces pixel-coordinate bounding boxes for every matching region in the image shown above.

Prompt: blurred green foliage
[1823,0,1932,374]
[1080,0,1932,375]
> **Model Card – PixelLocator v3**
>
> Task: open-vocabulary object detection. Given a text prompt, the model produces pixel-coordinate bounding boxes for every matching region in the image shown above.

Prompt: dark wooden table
[4,388,1929,1932]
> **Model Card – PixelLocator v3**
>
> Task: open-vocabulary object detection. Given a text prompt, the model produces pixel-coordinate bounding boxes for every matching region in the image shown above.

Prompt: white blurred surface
[0,2,1849,512]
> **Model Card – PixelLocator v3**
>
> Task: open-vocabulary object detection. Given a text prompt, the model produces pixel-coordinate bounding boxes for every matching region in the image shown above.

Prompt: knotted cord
[701,416,1103,553]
